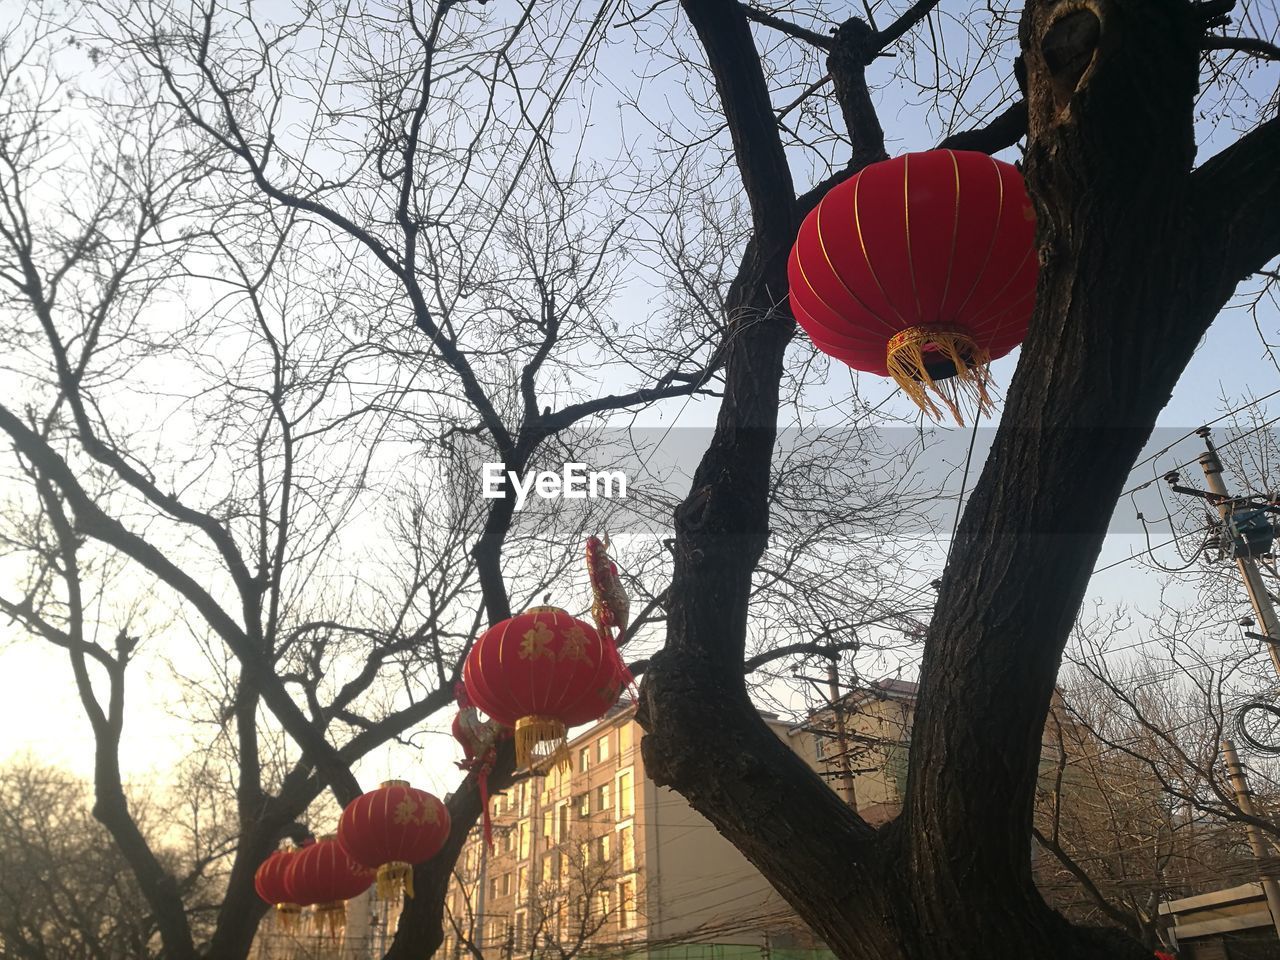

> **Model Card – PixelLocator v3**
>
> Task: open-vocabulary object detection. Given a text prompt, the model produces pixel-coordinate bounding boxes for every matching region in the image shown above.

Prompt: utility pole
[827,662,859,811]
[1193,429,1280,679]
[1222,739,1280,939]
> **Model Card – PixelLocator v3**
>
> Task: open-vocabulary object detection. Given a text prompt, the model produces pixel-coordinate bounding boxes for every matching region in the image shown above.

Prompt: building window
[500,872,512,896]
[579,746,591,772]
[620,722,633,757]
[514,911,527,950]
[517,865,528,899]
[618,824,635,871]
[558,803,570,839]
[519,821,530,859]
[597,733,610,763]
[595,782,611,813]
[618,878,636,929]
[575,792,590,818]
[594,833,611,864]
[489,877,498,900]
[617,771,633,819]
[596,889,611,920]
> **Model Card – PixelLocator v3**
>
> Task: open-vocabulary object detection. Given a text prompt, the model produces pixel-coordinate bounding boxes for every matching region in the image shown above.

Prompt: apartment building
[790,678,916,826]
[439,702,827,960]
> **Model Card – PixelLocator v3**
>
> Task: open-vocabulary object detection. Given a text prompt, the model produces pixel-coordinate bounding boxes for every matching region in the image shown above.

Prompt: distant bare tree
[0,759,222,960]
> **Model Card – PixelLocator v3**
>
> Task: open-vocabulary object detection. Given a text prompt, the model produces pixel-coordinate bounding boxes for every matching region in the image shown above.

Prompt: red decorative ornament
[254,846,301,930]
[284,835,374,935]
[338,780,450,901]
[587,535,630,647]
[788,149,1038,424]
[452,682,508,849]
[463,606,627,771]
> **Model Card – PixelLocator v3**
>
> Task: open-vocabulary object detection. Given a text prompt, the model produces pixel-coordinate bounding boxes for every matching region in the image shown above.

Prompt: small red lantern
[789,149,1037,424]
[254,846,301,930]
[463,606,626,771]
[338,780,450,900]
[284,835,374,935]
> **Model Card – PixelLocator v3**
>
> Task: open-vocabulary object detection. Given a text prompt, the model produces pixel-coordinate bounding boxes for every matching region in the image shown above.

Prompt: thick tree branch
[738,3,833,49]
[742,639,859,673]
[1031,827,1144,939]
[937,100,1029,153]
[1202,34,1280,59]
[682,0,796,238]
[1193,114,1280,295]
[872,0,942,49]
[540,369,719,434]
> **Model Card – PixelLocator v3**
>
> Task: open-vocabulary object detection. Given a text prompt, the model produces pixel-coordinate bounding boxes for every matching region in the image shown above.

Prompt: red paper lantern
[254,847,301,929]
[463,606,626,770]
[788,148,1037,424]
[338,780,450,900]
[284,835,374,935]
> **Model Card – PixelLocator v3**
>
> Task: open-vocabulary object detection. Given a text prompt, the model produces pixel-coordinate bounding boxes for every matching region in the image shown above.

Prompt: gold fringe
[514,715,569,773]
[885,326,993,426]
[377,861,414,900]
[275,903,301,934]
[313,901,346,938]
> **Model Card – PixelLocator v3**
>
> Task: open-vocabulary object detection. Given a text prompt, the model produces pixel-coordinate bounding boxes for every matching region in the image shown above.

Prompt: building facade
[439,703,828,960]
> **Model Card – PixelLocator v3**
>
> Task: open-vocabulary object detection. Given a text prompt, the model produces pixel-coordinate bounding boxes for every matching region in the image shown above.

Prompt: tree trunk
[204,824,276,959]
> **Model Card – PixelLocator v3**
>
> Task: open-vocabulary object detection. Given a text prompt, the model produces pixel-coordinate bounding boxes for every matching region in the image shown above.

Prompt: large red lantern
[463,606,626,771]
[788,149,1038,424]
[337,780,450,900]
[254,846,301,930]
[284,835,374,935]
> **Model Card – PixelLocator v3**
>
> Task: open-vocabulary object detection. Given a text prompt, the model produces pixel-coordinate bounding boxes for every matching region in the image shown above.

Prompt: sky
[1,0,1278,819]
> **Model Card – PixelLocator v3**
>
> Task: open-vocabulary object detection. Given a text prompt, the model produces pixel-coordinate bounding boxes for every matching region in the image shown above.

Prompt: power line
[1119,392,1280,499]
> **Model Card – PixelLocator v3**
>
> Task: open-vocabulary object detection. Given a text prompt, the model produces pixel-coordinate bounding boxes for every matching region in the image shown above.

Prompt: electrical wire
[1119,396,1280,499]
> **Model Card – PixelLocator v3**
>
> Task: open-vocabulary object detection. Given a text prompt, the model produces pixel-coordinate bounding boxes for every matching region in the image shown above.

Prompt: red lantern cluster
[463,606,626,771]
[253,847,301,930]
[284,835,374,935]
[788,149,1037,424]
[338,780,450,900]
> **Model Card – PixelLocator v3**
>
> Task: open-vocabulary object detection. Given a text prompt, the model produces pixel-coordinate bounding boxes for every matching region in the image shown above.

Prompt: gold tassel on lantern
[377,861,415,900]
[313,901,347,938]
[275,903,301,933]
[514,715,569,772]
[885,325,994,426]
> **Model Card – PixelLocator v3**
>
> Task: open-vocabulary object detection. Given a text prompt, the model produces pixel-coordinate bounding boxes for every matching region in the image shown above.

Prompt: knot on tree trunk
[829,17,878,68]
[1040,6,1102,111]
